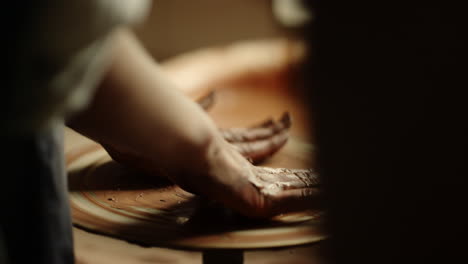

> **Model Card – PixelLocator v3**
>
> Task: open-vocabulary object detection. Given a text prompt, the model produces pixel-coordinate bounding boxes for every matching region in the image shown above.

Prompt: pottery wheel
[67,137,323,249]
[67,39,325,250]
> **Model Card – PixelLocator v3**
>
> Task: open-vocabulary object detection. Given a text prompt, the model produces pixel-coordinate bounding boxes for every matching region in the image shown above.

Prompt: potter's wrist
[176,128,221,173]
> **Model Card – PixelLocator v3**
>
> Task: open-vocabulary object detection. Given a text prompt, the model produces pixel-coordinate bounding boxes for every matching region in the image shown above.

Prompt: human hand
[69,29,317,218]
[197,91,291,164]
[171,135,319,218]
[104,113,291,177]
[104,114,318,218]
[220,112,291,164]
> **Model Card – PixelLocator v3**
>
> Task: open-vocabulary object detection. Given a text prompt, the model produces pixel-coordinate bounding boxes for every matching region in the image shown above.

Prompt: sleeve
[2,0,151,136]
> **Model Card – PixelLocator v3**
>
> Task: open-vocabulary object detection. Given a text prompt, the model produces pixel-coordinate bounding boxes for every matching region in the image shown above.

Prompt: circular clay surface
[67,139,323,249]
[67,40,324,249]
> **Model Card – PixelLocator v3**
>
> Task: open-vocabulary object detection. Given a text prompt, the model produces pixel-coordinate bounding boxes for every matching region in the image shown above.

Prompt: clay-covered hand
[70,29,316,218]
[196,91,291,163]
[220,112,291,164]
[105,112,291,173]
[172,136,319,218]
[105,133,319,217]
[104,133,319,218]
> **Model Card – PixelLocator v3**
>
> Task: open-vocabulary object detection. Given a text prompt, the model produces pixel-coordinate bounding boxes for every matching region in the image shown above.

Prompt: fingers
[251,118,275,129]
[253,167,319,198]
[232,184,320,219]
[196,90,216,111]
[250,111,292,129]
[221,112,291,143]
[245,166,320,217]
[255,167,320,187]
[263,187,321,216]
[213,165,321,218]
[232,129,289,163]
[183,162,320,218]
[221,112,291,163]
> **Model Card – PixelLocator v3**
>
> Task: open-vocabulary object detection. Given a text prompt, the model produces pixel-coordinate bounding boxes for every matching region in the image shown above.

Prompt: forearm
[68,28,218,169]
[67,29,317,217]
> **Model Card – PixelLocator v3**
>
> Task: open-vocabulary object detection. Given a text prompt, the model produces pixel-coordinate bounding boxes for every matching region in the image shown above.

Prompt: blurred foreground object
[272,0,312,28]
[307,1,467,264]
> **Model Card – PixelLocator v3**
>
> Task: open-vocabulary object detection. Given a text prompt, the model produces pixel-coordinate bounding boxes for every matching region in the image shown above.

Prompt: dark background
[306,1,467,263]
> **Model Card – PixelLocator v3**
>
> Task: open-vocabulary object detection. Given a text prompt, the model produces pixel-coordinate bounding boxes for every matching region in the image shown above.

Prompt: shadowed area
[67,141,323,249]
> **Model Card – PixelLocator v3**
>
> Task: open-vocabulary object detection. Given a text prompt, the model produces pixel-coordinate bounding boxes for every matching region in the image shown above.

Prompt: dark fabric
[1,125,74,264]
[3,1,45,136]
[306,1,467,264]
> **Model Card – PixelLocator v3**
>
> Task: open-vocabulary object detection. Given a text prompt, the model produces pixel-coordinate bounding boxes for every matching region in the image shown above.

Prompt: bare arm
[69,28,318,218]
[68,28,217,172]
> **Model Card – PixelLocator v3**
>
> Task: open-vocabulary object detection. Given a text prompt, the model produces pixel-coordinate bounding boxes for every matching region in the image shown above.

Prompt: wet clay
[67,135,322,249]
[66,39,324,250]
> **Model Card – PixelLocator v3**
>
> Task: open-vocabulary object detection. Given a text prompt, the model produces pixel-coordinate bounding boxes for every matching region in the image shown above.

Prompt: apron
[2,124,74,264]
[1,2,150,262]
